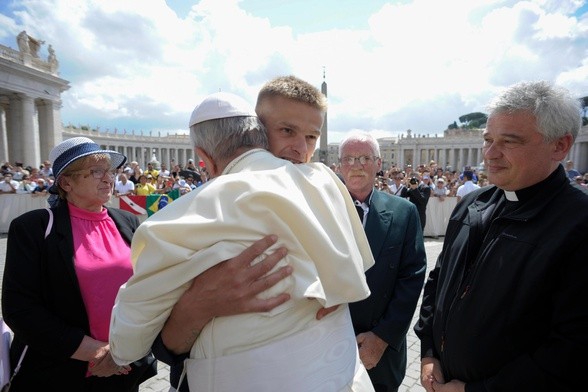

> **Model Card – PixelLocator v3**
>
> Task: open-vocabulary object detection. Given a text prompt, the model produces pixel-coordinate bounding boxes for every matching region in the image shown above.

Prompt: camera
[409,177,418,185]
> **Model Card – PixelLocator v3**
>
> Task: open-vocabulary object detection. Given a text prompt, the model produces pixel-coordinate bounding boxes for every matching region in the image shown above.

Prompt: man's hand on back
[161,235,291,354]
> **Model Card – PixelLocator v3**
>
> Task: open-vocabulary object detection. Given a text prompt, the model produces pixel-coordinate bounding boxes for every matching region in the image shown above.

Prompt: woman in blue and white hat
[1,137,156,391]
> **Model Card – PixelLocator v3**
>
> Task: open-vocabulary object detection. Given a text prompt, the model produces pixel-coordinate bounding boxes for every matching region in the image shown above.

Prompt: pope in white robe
[110,95,376,392]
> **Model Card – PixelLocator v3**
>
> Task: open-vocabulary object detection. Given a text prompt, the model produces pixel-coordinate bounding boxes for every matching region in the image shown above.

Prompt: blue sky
[1,0,587,143]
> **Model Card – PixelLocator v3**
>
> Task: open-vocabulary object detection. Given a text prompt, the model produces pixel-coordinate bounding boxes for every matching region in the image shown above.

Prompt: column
[25,95,40,167]
[12,94,40,167]
[37,99,62,165]
[0,105,7,163]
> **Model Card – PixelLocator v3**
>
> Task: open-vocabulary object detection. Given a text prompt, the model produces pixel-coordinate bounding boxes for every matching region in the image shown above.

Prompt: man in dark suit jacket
[339,132,427,392]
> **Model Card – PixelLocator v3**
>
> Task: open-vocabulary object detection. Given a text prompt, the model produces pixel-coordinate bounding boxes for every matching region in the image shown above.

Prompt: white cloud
[1,0,586,141]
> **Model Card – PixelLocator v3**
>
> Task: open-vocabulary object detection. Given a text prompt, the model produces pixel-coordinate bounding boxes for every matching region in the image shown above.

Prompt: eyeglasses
[74,168,116,179]
[340,156,377,166]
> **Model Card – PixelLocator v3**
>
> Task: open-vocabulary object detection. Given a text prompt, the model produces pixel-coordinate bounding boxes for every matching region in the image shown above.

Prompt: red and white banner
[119,195,147,215]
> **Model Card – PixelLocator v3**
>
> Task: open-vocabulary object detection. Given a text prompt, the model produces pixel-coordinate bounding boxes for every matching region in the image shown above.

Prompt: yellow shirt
[134,183,155,196]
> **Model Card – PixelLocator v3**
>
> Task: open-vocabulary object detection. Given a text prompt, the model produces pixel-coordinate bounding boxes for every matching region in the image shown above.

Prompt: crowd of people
[0,157,210,198]
[1,77,587,392]
[113,159,208,197]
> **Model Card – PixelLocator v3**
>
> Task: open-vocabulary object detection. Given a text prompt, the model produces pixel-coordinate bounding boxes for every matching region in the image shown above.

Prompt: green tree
[458,112,488,128]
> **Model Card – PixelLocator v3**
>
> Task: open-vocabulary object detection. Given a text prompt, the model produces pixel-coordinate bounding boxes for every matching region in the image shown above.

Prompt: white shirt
[0,180,19,192]
[457,180,480,199]
[114,181,135,195]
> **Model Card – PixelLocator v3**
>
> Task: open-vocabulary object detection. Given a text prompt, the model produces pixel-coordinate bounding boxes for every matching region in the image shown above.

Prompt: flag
[146,190,181,216]
[147,194,169,216]
[167,188,180,201]
[119,195,147,215]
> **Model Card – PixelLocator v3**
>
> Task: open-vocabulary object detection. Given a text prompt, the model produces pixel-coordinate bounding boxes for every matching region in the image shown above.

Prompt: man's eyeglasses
[340,156,377,166]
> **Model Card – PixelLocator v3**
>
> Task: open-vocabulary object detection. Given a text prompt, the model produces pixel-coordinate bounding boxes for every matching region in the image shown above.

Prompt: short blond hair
[256,75,328,113]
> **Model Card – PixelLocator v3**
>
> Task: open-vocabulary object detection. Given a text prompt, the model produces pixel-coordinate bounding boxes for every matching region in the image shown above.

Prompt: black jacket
[1,203,156,391]
[414,165,588,392]
[401,183,430,229]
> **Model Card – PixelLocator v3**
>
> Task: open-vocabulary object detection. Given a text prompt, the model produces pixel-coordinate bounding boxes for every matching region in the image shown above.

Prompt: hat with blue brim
[48,137,126,194]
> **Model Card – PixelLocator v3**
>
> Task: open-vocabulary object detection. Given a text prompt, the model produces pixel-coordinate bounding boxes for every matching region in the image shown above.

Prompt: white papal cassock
[110,149,376,391]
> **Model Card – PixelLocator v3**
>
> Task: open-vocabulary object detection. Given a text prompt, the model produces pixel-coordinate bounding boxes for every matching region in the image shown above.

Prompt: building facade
[0,31,69,168]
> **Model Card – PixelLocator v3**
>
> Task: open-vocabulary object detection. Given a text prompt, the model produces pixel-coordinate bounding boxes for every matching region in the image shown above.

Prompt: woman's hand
[89,345,131,377]
[71,336,131,377]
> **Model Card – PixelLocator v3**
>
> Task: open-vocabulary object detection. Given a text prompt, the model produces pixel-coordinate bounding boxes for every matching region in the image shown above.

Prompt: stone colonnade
[1,39,69,168]
[62,128,195,170]
[0,96,63,168]
[395,143,483,171]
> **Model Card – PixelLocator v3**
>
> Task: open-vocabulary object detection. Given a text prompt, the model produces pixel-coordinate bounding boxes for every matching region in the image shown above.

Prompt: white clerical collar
[504,190,519,201]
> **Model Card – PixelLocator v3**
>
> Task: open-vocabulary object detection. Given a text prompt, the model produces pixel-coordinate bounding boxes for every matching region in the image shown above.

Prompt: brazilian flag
[146,189,181,216]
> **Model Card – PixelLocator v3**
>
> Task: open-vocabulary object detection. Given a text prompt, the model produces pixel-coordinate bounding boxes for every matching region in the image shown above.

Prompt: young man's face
[256,95,323,164]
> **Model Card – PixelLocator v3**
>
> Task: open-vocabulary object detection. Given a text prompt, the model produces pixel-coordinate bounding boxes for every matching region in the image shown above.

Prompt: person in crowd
[40,160,53,178]
[15,174,34,194]
[458,165,478,184]
[32,178,49,195]
[170,163,182,179]
[153,175,172,194]
[144,162,159,184]
[110,92,375,391]
[171,177,191,195]
[1,162,14,176]
[185,159,198,171]
[414,81,588,392]
[401,173,430,230]
[0,173,18,194]
[404,165,413,178]
[432,178,449,201]
[11,163,29,181]
[433,167,445,182]
[185,176,198,190]
[128,161,142,184]
[340,132,426,392]
[573,175,587,187]
[28,167,42,182]
[134,174,155,196]
[455,170,480,202]
[114,173,135,197]
[148,75,339,391]
[388,170,406,196]
[1,137,156,391]
[564,159,581,180]
[159,163,170,177]
[421,171,434,190]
